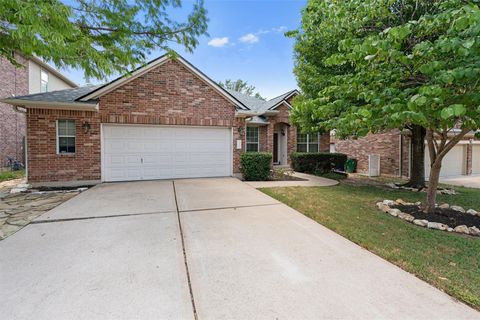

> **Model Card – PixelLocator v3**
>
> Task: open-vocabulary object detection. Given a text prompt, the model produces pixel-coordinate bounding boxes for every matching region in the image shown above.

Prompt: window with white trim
[41,69,49,92]
[57,120,76,154]
[246,126,259,152]
[297,130,319,152]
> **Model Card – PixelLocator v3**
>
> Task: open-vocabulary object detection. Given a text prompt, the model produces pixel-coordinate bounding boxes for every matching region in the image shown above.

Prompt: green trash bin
[345,158,357,173]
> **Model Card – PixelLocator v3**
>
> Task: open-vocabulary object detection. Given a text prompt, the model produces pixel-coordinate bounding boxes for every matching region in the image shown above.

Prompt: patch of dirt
[35,185,93,192]
[393,204,480,228]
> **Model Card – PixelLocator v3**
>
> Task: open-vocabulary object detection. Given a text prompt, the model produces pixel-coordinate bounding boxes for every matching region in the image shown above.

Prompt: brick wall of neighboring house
[0,54,28,166]
[26,59,244,182]
[333,130,403,176]
[26,109,101,182]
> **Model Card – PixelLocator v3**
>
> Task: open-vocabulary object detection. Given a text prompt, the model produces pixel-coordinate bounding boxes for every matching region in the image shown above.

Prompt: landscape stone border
[385,183,457,195]
[376,199,480,237]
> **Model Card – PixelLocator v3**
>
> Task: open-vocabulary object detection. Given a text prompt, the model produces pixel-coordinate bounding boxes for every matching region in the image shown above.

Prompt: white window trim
[41,68,49,92]
[246,126,260,152]
[297,132,320,153]
[56,120,76,154]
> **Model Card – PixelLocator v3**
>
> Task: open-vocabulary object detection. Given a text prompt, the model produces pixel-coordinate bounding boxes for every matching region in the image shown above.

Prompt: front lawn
[0,169,25,182]
[261,182,480,310]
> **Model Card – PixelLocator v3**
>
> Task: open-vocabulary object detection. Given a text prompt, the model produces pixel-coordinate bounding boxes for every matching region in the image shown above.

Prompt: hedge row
[240,152,272,181]
[291,152,348,174]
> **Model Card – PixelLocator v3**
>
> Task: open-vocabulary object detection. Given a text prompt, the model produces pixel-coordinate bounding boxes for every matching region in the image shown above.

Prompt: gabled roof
[78,53,249,110]
[1,53,250,111]
[226,89,299,114]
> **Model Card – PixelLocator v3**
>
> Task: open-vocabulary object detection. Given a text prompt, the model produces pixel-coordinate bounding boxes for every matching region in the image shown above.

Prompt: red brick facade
[333,130,406,176]
[26,60,244,183]
[0,54,28,166]
[333,129,476,177]
[27,109,101,182]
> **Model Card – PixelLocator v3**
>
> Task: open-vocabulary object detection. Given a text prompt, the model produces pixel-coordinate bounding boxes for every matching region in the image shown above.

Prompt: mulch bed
[393,204,480,228]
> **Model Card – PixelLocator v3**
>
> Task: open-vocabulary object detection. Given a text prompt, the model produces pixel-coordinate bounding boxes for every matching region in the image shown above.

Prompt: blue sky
[63,0,306,100]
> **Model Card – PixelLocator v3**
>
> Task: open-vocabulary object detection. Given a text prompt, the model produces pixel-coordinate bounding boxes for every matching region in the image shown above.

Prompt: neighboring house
[332,129,480,179]
[1,54,330,186]
[0,54,77,167]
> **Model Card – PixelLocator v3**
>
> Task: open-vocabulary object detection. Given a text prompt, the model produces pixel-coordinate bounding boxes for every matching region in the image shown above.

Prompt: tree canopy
[218,79,265,100]
[0,0,208,79]
[289,0,480,211]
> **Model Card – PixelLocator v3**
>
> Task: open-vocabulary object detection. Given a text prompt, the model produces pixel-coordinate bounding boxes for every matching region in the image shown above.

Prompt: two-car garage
[425,143,480,178]
[102,125,232,182]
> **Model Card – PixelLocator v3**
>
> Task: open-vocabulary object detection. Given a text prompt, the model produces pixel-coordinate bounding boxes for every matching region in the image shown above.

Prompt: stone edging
[376,200,480,237]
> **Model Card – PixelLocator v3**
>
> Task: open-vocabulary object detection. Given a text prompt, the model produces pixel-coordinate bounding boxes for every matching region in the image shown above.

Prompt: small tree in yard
[218,79,265,100]
[289,0,480,213]
[0,0,208,80]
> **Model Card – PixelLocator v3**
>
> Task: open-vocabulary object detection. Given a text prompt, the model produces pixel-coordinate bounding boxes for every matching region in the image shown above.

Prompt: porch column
[467,143,473,175]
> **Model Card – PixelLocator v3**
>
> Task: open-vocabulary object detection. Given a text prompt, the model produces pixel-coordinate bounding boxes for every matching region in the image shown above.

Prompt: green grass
[260,183,480,310]
[0,169,25,182]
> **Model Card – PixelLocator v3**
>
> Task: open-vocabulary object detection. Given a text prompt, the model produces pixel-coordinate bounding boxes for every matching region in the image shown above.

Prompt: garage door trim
[100,123,233,182]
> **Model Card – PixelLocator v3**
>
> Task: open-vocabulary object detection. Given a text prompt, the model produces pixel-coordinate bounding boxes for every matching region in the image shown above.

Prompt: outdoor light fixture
[82,121,91,133]
[238,126,244,135]
[281,129,285,136]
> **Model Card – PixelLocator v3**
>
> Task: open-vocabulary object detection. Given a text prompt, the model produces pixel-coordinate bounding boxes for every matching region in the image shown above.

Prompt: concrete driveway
[0,178,478,319]
[441,175,480,188]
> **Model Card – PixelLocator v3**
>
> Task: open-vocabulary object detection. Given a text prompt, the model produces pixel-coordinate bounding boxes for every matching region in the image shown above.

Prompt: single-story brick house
[332,129,480,179]
[2,54,330,186]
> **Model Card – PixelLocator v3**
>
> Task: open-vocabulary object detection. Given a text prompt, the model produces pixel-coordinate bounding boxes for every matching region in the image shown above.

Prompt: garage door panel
[103,125,231,182]
[425,145,465,178]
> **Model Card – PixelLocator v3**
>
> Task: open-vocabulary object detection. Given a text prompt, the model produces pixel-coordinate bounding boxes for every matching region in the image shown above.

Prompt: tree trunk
[424,127,469,213]
[426,161,441,213]
[403,125,426,189]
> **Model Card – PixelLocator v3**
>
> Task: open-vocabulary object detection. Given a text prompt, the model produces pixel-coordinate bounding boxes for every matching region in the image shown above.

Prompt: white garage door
[425,145,465,178]
[102,125,232,182]
[472,145,480,175]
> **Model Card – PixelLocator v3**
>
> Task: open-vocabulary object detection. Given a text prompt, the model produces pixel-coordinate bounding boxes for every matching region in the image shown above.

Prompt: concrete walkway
[0,178,478,319]
[245,171,338,188]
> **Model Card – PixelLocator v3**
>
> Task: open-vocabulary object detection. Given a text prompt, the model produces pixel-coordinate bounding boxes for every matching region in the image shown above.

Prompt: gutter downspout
[399,134,403,177]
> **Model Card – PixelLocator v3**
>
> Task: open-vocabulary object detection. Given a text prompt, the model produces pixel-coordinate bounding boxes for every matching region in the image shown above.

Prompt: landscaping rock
[453,225,470,235]
[414,201,422,206]
[397,212,415,222]
[380,204,391,213]
[376,202,383,210]
[388,208,401,217]
[427,222,448,231]
[451,206,465,213]
[382,200,396,206]
[395,199,406,205]
[439,203,450,209]
[466,209,478,216]
[447,227,454,232]
[413,219,428,227]
[469,226,480,236]
[386,183,399,189]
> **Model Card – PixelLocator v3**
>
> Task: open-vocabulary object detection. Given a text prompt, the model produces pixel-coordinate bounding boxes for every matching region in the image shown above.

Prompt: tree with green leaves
[0,0,208,80]
[218,79,265,100]
[289,0,480,212]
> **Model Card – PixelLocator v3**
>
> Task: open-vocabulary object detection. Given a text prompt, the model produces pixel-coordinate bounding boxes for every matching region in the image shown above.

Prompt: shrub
[240,152,272,181]
[290,152,348,174]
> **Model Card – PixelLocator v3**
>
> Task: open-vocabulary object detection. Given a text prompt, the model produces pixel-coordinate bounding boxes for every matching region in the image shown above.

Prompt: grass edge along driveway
[260,183,480,310]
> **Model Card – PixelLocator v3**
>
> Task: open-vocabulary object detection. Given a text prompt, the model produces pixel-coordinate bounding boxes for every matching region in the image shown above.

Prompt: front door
[273,133,279,163]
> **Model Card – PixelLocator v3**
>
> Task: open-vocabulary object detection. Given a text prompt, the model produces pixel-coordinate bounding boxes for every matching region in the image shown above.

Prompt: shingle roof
[6,85,102,105]
[225,89,297,113]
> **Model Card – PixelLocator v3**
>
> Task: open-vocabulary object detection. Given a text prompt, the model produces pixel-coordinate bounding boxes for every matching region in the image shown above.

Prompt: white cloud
[207,37,229,47]
[239,33,259,44]
[272,26,287,33]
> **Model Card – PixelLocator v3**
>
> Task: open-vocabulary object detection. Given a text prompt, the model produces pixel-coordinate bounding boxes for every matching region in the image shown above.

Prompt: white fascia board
[0,99,98,111]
